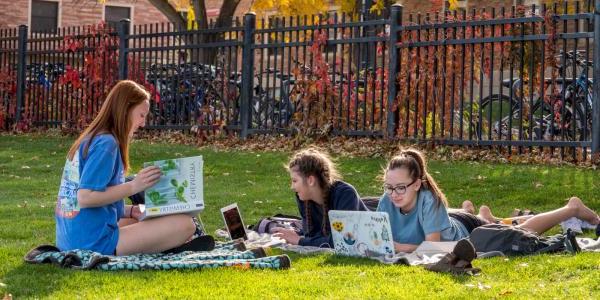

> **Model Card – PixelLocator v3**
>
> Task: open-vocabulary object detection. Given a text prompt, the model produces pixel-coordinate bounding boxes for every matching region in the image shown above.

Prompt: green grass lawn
[1,133,599,299]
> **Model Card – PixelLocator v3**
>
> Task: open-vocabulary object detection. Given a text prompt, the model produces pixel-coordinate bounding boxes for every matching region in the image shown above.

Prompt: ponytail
[386,149,448,208]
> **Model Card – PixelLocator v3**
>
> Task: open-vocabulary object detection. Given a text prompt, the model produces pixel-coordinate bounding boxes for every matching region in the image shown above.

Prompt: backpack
[251,214,303,234]
[469,223,577,255]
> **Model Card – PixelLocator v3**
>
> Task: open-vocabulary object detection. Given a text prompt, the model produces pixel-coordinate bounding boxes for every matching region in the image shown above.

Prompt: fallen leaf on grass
[519,263,529,267]
[534,182,543,188]
[478,282,491,290]
[21,165,30,169]
[498,290,512,296]
[222,173,230,176]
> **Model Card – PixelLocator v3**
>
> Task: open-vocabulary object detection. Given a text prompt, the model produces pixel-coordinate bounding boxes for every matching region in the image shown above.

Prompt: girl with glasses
[377,148,600,253]
[273,148,368,247]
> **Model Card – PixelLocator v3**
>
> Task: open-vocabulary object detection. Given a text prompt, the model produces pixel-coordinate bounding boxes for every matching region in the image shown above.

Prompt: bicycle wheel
[477,94,520,140]
[564,88,592,141]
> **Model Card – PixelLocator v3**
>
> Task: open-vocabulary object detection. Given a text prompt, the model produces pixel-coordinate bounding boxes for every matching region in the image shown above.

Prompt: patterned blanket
[24,242,290,271]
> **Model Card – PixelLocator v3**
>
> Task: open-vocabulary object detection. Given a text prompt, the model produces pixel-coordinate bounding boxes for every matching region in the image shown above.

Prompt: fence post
[593,1,600,157]
[386,4,402,138]
[15,25,27,124]
[240,12,256,139]
[118,19,130,80]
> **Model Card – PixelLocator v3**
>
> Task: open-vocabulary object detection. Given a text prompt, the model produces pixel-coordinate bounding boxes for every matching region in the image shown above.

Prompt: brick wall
[0,0,170,29]
[397,0,542,19]
[0,0,549,30]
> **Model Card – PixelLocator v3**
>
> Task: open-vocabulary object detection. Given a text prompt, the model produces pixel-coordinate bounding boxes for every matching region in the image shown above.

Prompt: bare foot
[567,197,600,225]
[462,200,475,215]
[477,205,497,224]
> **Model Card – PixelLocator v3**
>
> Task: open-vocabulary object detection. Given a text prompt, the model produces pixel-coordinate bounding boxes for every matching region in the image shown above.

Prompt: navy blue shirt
[296,181,367,247]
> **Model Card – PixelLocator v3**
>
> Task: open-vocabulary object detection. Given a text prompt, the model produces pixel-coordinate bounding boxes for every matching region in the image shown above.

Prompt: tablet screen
[222,206,247,240]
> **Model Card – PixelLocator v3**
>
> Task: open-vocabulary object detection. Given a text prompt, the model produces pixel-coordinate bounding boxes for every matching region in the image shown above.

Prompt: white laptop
[328,210,395,258]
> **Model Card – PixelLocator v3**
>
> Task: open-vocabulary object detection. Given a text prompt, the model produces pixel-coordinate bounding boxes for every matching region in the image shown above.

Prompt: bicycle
[251,69,297,129]
[476,50,592,142]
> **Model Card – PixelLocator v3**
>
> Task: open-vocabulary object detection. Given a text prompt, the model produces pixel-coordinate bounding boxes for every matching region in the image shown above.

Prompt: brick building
[0,0,172,31]
[0,1,547,33]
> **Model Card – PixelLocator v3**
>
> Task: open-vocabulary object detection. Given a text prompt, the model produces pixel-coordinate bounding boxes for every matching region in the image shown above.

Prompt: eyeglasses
[383,179,417,196]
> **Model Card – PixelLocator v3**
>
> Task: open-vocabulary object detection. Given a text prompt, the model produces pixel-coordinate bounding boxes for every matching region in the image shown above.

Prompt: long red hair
[67,80,149,172]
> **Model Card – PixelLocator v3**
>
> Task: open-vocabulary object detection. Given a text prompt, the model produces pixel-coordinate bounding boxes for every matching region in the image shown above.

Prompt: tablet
[220,203,248,240]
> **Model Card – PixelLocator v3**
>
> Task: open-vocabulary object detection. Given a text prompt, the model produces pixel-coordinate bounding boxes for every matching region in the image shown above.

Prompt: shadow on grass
[320,254,383,267]
[320,252,479,284]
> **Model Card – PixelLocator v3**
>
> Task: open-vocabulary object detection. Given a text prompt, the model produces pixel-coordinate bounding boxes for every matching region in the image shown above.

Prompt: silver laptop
[328,210,395,258]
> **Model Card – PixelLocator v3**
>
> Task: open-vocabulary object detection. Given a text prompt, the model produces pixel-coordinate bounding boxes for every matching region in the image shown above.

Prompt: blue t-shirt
[296,181,367,247]
[376,189,468,245]
[55,134,125,255]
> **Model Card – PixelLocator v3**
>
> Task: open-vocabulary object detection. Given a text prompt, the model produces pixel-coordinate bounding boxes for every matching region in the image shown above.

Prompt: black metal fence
[1,1,599,159]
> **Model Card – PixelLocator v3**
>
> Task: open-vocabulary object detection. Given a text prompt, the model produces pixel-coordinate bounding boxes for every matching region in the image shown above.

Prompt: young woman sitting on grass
[273,148,368,247]
[55,80,199,256]
[377,148,600,253]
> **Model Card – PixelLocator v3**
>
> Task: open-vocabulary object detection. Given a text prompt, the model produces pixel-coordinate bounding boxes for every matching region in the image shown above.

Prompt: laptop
[328,210,395,258]
[220,203,248,240]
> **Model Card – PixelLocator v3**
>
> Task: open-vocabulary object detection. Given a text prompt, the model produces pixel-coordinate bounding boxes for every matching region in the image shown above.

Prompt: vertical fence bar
[240,12,256,139]
[118,19,130,80]
[15,25,27,124]
[592,0,600,156]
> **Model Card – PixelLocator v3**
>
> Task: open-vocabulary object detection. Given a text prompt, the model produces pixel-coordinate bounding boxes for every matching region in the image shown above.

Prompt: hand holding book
[130,165,162,195]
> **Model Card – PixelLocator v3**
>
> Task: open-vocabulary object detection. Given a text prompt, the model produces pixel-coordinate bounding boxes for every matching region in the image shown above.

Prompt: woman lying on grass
[377,148,600,253]
[273,148,368,247]
[55,80,199,256]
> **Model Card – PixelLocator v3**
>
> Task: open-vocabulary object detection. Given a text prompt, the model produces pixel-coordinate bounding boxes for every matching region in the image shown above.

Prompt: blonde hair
[385,148,448,208]
[67,80,150,172]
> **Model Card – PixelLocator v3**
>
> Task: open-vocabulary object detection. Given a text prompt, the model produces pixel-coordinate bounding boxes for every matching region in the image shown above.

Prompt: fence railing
[1,1,599,160]
[391,2,598,160]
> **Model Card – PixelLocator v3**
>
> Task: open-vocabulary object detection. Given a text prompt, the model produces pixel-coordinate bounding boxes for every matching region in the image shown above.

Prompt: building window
[105,6,131,31]
[31,0,59,34]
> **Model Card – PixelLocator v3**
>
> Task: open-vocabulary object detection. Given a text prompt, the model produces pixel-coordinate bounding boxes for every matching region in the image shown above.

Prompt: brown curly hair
[287,147,341,237]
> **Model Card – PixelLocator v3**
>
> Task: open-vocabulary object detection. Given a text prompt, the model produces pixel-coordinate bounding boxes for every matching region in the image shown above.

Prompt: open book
[138,156,204,220]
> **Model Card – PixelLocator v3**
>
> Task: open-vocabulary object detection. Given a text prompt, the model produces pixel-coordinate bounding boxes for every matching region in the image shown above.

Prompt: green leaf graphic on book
[147,190,168,205]
[160,160,177,172]
[170,179,188,203]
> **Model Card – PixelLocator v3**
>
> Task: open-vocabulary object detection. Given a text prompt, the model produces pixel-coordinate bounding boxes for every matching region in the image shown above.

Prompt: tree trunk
[216,0,242,28]
[204,0,243,64]
[146,0,186,27]
[192,0,208,29]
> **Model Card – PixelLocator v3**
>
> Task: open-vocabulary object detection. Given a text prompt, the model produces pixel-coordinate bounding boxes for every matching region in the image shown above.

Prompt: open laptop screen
[221,203,248,240]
